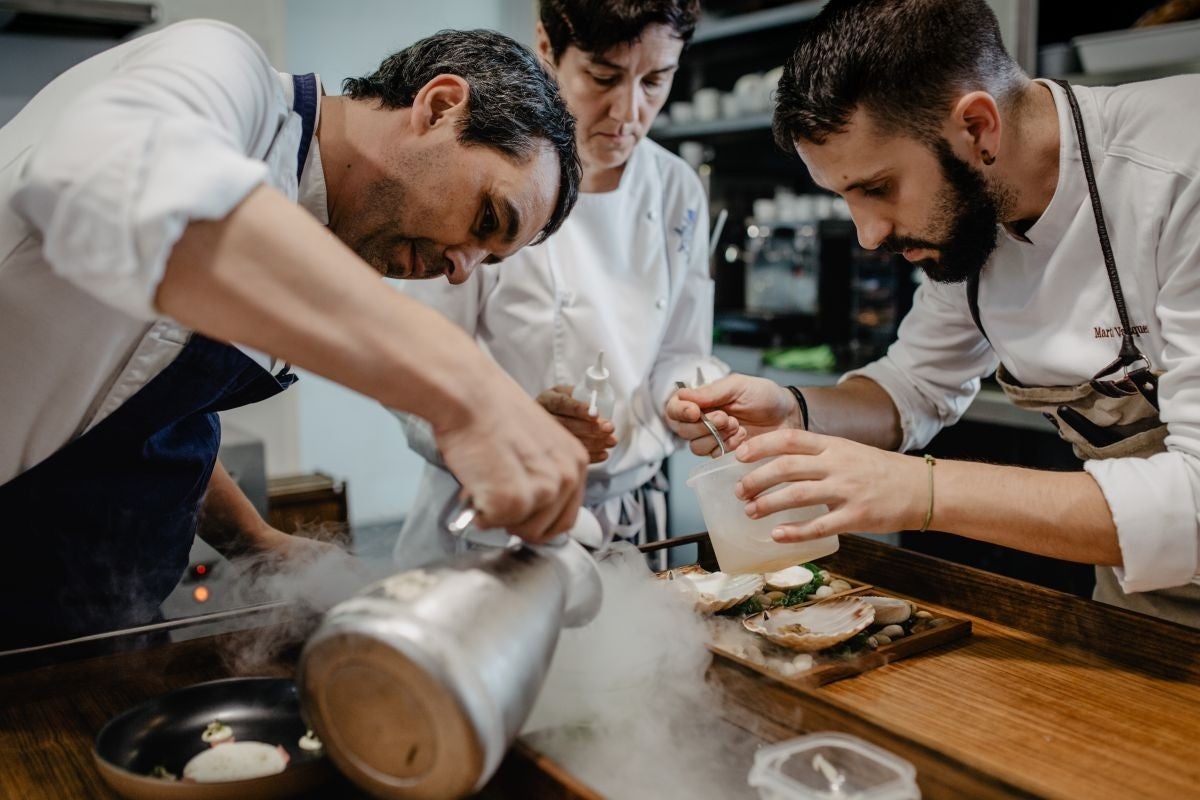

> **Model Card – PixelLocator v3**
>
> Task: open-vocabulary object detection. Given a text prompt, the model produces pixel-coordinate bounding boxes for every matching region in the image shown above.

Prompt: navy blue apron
[0,74,318,648]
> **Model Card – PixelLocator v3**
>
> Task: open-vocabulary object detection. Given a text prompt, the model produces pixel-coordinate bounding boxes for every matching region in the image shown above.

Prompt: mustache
[376,238,448,280]
[409,239,450,279]
[881,235,944,254]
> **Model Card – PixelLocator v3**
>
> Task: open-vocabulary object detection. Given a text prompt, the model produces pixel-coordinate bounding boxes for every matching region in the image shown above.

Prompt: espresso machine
[717,193,913,363]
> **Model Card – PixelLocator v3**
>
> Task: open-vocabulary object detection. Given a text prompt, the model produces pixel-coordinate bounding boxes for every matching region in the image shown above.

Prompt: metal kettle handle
[441,496,479,535]
[439,495,535,549]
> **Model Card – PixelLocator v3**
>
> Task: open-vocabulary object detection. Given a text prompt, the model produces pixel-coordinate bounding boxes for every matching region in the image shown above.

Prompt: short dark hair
[343,29,580,245]
[773,0,1026,151]
[539,0,701,61]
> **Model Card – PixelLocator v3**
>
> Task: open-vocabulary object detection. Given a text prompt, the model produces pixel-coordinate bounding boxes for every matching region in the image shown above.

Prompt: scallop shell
[859,595,913,625]
[742,597,875,651]
[678,570,766,614]
[762,565,814,591]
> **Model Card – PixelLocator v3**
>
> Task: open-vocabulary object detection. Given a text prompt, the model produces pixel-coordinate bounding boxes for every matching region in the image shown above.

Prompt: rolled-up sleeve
[843,277,998,452]
[11,20,282,321]
[1087,176,1200,592]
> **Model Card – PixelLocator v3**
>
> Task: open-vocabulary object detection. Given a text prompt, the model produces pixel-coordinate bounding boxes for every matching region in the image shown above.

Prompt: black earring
[981,150,996,166]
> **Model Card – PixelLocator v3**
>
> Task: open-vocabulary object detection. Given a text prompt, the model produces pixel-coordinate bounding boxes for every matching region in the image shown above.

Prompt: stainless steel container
[299,539,596,799]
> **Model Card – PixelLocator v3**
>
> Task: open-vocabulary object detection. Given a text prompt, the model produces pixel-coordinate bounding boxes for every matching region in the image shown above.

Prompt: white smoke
[218,533,392,674]
[523,543,763,799]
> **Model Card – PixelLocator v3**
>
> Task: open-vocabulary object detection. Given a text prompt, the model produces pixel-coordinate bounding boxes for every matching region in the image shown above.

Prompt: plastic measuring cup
[686,451,838,574]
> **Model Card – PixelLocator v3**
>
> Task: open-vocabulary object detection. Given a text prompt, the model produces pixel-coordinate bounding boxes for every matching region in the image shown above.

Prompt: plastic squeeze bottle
[572,351,615,420]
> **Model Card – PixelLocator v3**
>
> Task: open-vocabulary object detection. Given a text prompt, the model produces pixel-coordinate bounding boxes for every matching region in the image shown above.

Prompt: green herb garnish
[779,563,826,606]
[724,596,763,617]
[150,764,177,781]
[828,631,873,659]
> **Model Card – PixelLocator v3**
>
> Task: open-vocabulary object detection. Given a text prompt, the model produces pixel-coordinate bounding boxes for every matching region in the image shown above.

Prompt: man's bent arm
[799,376,904,451]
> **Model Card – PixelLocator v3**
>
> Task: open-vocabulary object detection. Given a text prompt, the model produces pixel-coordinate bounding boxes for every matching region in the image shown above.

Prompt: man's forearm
[932,459,1122,566]
[801,376,904,450]
[197,460,275,559]
[156,184,488,431]
[805,381,1121,563]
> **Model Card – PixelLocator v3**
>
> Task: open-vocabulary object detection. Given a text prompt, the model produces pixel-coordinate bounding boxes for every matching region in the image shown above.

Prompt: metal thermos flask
[298,506,603,799]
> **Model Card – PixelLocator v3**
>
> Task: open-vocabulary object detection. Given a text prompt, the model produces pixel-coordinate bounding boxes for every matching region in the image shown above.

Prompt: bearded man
[666,0,1200,627]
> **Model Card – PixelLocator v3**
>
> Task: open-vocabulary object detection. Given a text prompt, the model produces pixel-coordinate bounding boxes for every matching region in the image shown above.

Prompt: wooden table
[1,537,1197,799]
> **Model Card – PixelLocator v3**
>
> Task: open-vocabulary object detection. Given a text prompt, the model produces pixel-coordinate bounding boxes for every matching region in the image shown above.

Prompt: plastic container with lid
[686,451,838,574]
[748,732,920,800]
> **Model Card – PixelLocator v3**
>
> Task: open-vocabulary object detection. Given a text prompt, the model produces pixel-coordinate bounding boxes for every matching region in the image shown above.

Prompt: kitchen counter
[2,537,1197,799]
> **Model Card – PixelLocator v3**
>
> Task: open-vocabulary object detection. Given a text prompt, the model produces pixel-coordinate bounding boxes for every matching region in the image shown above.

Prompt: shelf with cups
[657,3,864,355]
[1047,57,1200,86]
[649,112,772,142]
[691,1,824,44]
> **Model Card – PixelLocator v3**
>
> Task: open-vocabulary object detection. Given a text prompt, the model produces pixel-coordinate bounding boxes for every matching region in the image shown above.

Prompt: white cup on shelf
[669,101,695,126]
[733,72,767,114]
[720,93,740,119]
[692,87,720,121]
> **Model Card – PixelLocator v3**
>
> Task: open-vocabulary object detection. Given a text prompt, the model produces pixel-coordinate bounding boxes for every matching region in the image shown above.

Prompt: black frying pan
[94,677,335,800]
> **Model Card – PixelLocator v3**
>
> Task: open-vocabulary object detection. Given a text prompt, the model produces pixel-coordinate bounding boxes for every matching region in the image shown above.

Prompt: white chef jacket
[394,138,726,562]
[846,76,1200,594]
[0,20,328,486]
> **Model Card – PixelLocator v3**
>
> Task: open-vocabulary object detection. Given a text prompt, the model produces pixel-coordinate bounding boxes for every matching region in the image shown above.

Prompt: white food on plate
[182,741,289,783]
[762,565,814,591]
[298,730,323,752]
[200,720,233,744]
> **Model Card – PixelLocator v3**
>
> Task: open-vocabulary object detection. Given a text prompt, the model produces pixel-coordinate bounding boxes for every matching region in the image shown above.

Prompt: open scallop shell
[676,570,765,614]
[859,595,913,625]
[763,565,814,591]
[742,597,875,651]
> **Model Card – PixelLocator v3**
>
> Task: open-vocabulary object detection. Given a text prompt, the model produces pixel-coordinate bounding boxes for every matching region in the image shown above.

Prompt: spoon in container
[675,380,727,457]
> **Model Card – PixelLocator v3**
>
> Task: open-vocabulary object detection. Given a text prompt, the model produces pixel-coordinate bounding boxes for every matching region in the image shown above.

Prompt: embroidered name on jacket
[673,208,697,255]
[1094,324,1149,339]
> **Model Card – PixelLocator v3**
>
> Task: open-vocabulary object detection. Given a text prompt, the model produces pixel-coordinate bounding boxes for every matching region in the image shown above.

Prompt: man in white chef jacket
[668,0,1200,626]
[0,20,586,646]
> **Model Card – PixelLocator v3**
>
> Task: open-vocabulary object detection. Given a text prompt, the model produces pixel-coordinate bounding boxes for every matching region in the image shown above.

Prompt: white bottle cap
[583,351,609,389]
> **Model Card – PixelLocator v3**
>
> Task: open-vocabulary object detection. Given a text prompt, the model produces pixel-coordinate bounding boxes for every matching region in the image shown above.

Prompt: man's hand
[436,374,588,545]
[536,385,617,463]
[733,429,926,541]
[666,373,797,456]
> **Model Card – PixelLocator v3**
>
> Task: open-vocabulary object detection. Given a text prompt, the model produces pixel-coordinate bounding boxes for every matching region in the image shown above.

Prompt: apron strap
[1050,79,1143,370]
[292,73,319,182]
[966,270,988,343]
[969,81,1156,406]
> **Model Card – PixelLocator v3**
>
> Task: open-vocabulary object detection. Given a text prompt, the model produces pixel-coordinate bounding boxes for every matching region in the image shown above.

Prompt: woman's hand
[733,429,928,541]
[537,384,618,463]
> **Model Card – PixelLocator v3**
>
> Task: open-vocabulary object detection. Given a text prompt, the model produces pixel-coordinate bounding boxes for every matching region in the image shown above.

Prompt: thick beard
[892,140,1010,285]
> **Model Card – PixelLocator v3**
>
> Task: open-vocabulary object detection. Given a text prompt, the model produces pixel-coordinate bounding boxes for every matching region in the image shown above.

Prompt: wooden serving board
[700,577,972,688]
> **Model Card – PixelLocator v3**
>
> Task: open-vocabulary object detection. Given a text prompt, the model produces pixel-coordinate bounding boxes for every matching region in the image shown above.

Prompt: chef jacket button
[561,291,575,306]
[646,209,657,222]
[655,297,667,309]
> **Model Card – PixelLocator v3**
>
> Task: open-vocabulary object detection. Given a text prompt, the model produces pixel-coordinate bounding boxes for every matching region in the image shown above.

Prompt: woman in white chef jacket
[393,0,726,567]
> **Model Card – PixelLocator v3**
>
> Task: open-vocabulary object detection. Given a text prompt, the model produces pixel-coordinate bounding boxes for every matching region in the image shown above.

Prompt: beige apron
[966,80,1200,628]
